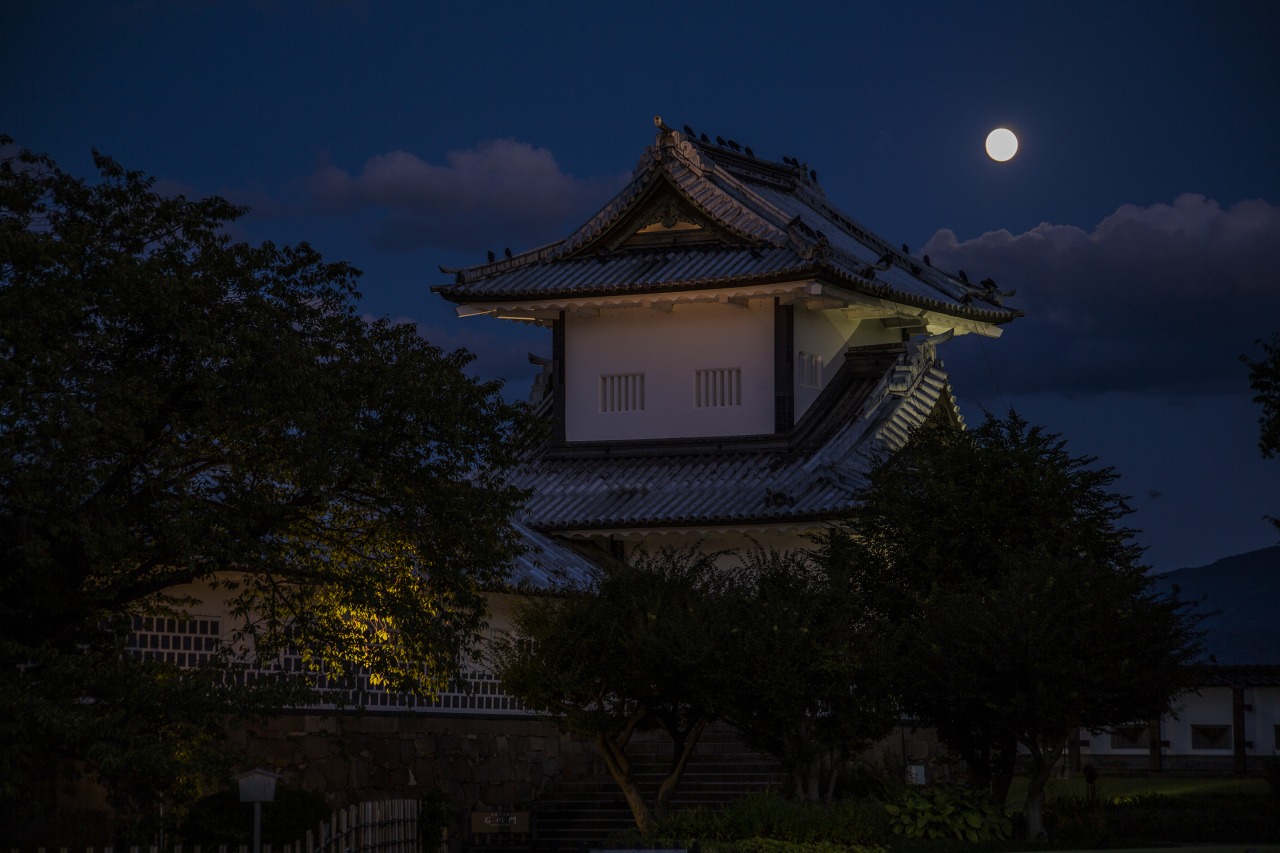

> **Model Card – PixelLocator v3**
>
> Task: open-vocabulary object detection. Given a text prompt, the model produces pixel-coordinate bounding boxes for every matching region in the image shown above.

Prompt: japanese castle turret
[435,116,1019,560]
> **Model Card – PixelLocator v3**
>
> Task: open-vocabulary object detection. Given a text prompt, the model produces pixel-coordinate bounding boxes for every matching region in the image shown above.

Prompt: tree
[845,411,1203,841]
[715,539,898,803]
[1244,333,1280,530]
[0,141,531,832]
[492,548,728,834]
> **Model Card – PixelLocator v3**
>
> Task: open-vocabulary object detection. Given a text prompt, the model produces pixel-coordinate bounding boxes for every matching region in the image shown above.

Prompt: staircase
[528,724,787,852]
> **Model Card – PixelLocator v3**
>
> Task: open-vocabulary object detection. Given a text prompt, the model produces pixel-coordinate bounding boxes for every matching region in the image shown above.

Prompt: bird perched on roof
[504,247,513,259]
[716,135,727,146]
[810,169,819,182]
[980,277,995,289]
[958,269,969,283]
[902,243,910,253]
[744,146,754,157]
[923,254,931,267]
[683,124,695,137]
[700,133,710,143]
[727,139,741,151]
[487,250,495,262]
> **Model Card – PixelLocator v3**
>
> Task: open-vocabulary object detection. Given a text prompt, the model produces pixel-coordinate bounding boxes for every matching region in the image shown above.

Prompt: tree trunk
[990,734,1019,808]
[655,717,707,818]
[595,732,652,833]
[1022,735,1066,841]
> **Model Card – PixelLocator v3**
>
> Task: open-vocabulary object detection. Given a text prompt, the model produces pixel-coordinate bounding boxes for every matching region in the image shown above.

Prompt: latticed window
[1108,724,1151,750]
[798,351,822,388]
[600,373,645,412]
[694,368,741,408]
[1191,724,1232,750]
[129,615,221,667]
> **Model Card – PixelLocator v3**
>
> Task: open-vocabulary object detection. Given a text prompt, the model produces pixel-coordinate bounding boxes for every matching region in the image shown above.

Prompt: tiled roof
[505,521,601,588]
[513,340,958,534]
[435,118,1020,326]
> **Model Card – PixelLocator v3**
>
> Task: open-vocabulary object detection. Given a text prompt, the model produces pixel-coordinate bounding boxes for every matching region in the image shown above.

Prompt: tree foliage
[844,411,1203,840]
[0,140,531,832]
[1243,333,1280,530]
[716,539,898,803]
[494,539,901,825]
[492,547,729,834]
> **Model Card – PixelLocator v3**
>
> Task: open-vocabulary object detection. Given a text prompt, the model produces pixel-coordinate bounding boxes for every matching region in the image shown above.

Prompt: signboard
[470,811,530,834]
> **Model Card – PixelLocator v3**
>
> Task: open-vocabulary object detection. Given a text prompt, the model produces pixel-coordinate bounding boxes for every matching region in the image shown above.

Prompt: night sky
[5,1,1278,572]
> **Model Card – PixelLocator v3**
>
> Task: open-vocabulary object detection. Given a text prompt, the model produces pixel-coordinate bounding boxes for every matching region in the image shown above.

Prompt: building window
[600,373,645,412]
[128,615,221,667]
[1109,724,1151,750]
[798,351,822,388]
[1191,724,1232,750]
[694,368,741,408]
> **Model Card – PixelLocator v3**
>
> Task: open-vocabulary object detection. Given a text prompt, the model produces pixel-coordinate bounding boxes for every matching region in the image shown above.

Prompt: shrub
[882,786,1012,843]
[706,837,886,853]
[648,791,891,847]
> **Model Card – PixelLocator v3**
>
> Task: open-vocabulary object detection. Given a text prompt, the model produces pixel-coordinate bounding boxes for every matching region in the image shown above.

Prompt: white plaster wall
[1253,686,1280,755]
[565,301,775,442]
[1166,687,1235,755]
[793,310,900,418]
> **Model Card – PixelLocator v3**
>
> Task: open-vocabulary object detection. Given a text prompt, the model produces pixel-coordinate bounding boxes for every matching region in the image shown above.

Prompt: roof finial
[654,115,673,132]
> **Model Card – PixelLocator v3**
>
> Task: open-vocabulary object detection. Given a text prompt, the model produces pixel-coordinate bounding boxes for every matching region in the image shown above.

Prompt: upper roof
[434,117,1020,330]
[511,338,959,537]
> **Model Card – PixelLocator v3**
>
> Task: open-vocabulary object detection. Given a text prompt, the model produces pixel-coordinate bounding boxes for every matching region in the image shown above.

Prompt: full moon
[985,128,1018,162]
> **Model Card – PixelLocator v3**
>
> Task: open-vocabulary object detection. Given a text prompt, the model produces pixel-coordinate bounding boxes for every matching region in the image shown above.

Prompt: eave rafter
[453,278,1003,337]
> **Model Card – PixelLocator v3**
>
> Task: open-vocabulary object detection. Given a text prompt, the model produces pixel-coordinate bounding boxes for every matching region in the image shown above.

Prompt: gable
[565,174,757,255]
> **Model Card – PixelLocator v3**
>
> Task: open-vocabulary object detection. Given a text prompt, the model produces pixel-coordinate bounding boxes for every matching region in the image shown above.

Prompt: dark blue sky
[5,0,1278,571]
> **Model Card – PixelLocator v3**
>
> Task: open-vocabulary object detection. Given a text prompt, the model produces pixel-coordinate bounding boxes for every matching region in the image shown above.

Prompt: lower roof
[510,340,957,541]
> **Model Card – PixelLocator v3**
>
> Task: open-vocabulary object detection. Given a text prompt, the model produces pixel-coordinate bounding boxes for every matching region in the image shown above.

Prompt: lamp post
[236,768,282,853]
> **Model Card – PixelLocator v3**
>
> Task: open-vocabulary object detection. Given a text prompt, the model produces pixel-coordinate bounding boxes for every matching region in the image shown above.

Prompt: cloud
[923,194,1280,398]
[308,139,627,253]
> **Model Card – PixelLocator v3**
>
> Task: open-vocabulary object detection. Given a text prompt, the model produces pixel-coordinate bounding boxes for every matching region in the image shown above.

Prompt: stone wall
[229,712,604,812]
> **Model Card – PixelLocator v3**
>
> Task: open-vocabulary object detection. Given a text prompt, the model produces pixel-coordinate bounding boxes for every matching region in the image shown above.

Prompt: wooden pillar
[774,300,794,433]
[552,312,566,443]
[1232,687,1248,775]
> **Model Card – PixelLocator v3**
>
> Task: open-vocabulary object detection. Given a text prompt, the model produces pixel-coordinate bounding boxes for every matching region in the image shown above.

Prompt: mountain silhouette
[1154,545,1280,666]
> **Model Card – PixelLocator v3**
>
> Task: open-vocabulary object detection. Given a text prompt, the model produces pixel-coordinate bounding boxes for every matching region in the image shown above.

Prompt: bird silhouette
[683,124,695,137]
[923,255,931,267]
[958,269,969,283]
[901,243,910,253]
[744,146,754,157]
[487,250,495,262]
[700,133,710,143]
[716,136,727,146]
[980,277,995,289]
[504,248,513,259]
[810,169,818,182]
[727,139,741,151]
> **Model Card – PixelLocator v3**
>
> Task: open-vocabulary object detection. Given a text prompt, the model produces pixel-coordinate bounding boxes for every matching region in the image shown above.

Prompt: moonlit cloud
[308,140,627,252]
[924,194,1280,397]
